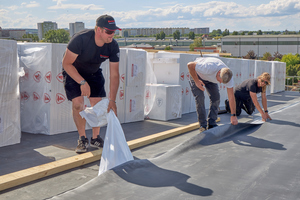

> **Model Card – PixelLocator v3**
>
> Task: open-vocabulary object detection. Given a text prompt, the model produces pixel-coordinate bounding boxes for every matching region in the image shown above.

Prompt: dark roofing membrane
[50,100,300,200]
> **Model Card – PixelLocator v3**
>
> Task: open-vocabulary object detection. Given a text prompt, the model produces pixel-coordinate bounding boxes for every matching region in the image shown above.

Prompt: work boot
[75,136,89,153]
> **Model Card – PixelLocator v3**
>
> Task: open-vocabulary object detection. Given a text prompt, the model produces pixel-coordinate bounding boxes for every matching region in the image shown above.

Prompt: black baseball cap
[96,15,121,31]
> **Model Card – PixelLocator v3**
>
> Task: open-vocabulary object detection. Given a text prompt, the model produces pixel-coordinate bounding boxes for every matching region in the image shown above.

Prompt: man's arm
[62,49,91,97]
[107,62,120,115]
[187,62,205,91]
[227,87,238,125]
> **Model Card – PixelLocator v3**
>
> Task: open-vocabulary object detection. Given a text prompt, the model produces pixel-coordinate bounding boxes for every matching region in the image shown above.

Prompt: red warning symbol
[145,90,151,99]
[186,87,189,95]
[44,93,51,103]
[45,71,51,83]
[180,72,184,81]
[186,73,190,80]
[33,71,42,83]
[121,74,125,83]
[33,92,40,101]
[56,93,66,104]
[21,92,29,101]
[56,72,63,83]
[119,90,124,100]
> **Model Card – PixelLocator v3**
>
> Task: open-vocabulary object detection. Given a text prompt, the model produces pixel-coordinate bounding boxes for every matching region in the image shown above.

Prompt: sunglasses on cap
[102,28,115,35]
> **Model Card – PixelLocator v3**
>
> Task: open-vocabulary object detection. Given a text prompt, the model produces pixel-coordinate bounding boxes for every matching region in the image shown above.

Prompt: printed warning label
[56,93,66,104]
[33,71,42,83]
[45,71,52,83]
[56,72,64,83]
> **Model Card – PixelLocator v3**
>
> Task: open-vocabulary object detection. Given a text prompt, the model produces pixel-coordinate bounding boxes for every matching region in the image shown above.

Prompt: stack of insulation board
[103,48,147,124]
[18,43,90,135]
[0,39,21,147]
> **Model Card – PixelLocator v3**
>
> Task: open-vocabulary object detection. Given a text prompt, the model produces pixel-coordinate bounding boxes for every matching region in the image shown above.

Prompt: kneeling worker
[188,57,238,132]
[225,72,272,121]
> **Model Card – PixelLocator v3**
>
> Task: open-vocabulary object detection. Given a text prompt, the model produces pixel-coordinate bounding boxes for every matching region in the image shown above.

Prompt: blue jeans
[189,75,220,128]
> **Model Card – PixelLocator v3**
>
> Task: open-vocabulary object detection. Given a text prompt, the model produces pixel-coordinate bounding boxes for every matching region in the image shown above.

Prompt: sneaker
[75,136,89,153]
[225,99,231,113]
[90,135,104,148]
[199,126,207,132]
[208,124,218,129]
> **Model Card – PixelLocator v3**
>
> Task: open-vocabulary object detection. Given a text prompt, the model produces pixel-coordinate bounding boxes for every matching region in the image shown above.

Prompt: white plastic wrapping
[18,43,91,135]
[146,84,182,121]
[0,39,21,147]
[79,99,109,127]
[98,110,134,175]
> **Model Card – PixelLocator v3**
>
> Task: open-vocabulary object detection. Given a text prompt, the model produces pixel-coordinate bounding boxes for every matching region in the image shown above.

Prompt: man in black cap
[62,14,121,153]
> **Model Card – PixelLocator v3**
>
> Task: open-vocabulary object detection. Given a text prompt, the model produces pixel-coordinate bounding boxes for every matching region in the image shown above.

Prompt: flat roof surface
[1,91,300,200]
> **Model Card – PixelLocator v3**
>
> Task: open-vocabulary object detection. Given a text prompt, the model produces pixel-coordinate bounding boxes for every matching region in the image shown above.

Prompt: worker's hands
[80,83,91,98]
[262,112,272,121]
[107,100,117,116]
[230,116,238,125]
[196,79,205,91]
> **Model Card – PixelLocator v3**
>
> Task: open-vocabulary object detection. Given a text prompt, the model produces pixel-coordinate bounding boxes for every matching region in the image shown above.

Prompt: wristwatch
[79,80,86,85]
[264,110,268,113]
[231,114,236,116]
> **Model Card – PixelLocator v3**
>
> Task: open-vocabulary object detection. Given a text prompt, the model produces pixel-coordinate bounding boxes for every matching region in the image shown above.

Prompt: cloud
[48,1,104,11]
[110,0,300,23]
[22,1,40,8]
[7,5,19,10]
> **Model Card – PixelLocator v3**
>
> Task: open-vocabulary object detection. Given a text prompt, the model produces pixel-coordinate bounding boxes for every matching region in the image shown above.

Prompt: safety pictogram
[145,90,151,99]
[186,87,189,95]
[121,74,125,82]
[44,93,51,103]
[56,93,66,104]
[119,90,124,100]
[180,72,184,81]
[56,72,64,83]
[33,92,40,101]
[45,71,51,83]
[21,92,29,101]
[33,71,42,83]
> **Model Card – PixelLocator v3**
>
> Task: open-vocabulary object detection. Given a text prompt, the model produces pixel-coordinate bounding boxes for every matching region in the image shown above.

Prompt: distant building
[69,22,85,37]
[0,27,26,39]
[37,21,58,40]
[121,27,190,37]
[25,29,38,35]
[191,27,209,34]
[222,35,300,57]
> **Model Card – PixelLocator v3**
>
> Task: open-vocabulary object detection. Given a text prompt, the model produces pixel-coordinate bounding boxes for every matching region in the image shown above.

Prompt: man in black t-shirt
[225,72,272,121]
[62,15,121,153]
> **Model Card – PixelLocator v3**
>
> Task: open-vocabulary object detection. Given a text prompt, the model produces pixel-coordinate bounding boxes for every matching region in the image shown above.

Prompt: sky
[1,0,300,32]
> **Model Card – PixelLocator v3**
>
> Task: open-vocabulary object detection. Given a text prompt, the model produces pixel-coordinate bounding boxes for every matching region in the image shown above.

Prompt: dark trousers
[236,97,255,116]
[189,75,220,128]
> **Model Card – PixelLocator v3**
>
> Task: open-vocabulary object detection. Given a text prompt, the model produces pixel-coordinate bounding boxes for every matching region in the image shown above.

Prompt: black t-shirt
[67,29,120,75]
[234,79,262,100]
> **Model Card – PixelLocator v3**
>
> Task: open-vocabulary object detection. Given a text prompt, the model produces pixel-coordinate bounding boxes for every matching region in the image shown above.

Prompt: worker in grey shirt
[188,57,238,132]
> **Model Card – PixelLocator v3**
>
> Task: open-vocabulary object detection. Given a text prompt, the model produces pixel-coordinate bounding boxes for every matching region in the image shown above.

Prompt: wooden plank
[0,117,220,191]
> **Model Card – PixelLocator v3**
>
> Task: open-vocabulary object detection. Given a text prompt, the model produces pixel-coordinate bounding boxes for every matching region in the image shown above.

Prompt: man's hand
[231,116,238,125]
[80,83,91,98]
[195,79,205,91]
[107,100,117,116]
